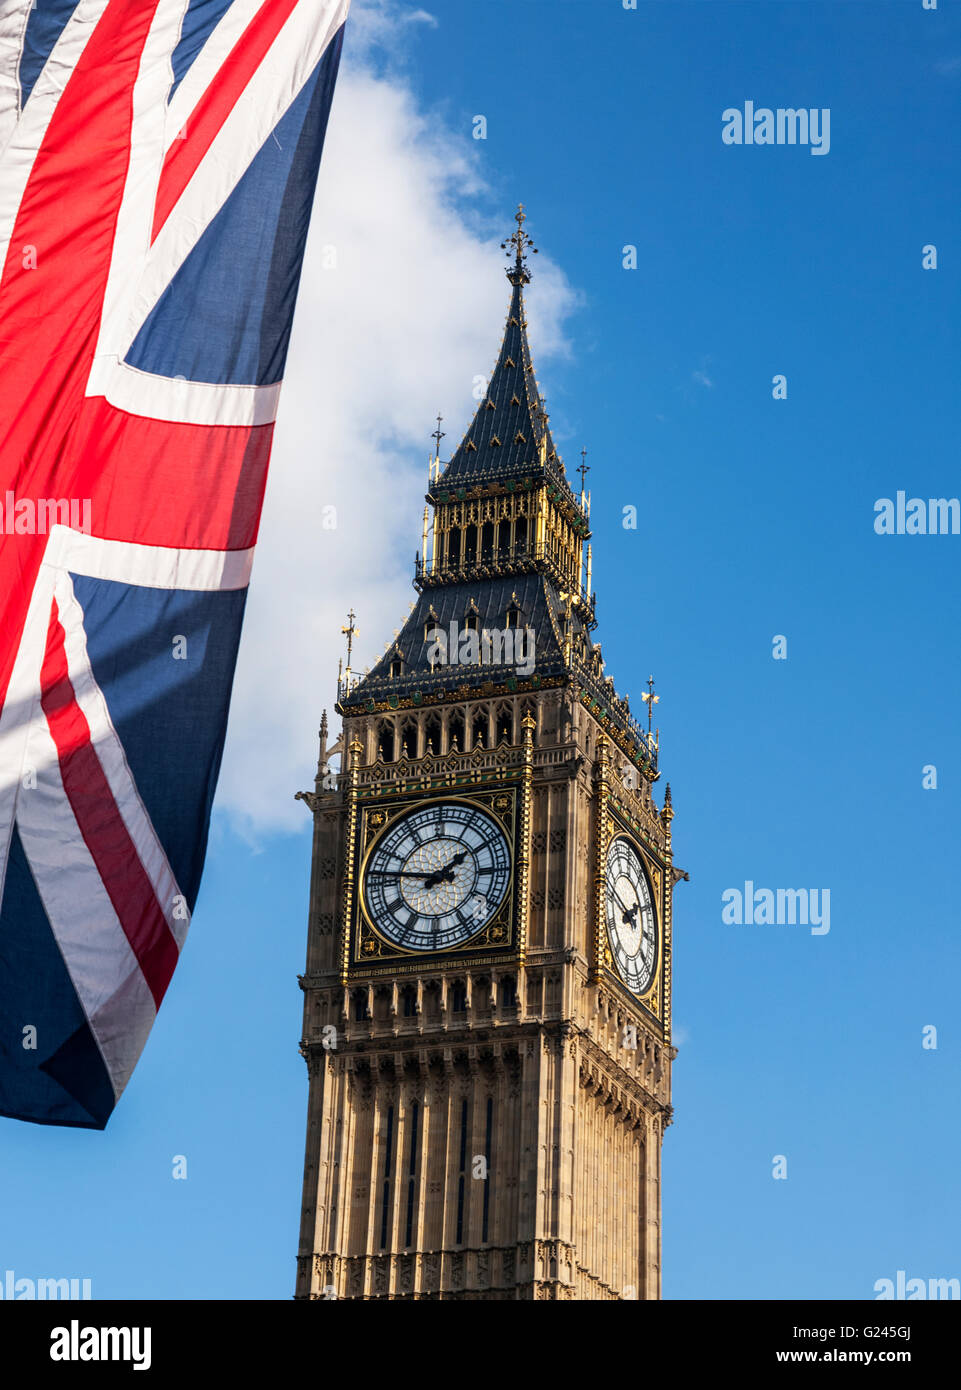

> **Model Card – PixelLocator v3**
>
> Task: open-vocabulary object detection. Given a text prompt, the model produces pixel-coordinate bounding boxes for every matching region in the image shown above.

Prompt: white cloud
[215,13,578,840]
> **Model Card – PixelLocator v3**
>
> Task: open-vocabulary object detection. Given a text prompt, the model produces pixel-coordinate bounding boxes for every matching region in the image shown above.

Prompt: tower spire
[438,206,574,496]
[501,202,538,286]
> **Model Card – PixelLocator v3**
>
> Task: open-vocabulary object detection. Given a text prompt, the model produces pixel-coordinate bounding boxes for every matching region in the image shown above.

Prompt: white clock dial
[363,801,511,951]
[604,836,657,994]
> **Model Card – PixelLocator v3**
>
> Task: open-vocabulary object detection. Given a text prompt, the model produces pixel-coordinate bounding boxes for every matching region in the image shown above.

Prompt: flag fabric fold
[0,0,348,1127]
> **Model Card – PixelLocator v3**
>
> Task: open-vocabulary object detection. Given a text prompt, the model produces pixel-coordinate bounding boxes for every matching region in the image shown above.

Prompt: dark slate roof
[435,279,578,505]
[342,573,570,708]
[341,570,654,768]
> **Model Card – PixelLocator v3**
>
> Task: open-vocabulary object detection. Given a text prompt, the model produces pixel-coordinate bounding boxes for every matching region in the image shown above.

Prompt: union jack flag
[0,0,349,1128]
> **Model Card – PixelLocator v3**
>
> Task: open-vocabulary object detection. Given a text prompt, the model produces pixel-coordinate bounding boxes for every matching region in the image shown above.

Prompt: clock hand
[366,870,440,879]
[422,849,471,891]
[611,886,637,919]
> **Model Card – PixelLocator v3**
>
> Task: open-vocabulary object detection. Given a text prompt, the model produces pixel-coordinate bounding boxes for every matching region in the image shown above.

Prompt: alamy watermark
[722,102,830,155]
[1,493,91,535]
[50,1322,151,1371]
[1,1269,92,1299]
[874,493,960,535]
[426,622,536,678]
[722,882,830,935]
[874,1270,959,1300]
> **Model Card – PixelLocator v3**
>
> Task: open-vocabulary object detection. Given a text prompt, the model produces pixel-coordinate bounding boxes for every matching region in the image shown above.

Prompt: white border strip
[85,355,282,427]
[54,569,188,947]
[120,0,349,355]
[43,524,255,591]
[0,534,54,891]
[0,0,32,149]
[89,0,188,386]
[17,699,157,1102]
[163,0,263,154]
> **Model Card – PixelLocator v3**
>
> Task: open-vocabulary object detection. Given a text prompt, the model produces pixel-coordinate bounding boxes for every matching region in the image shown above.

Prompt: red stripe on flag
[40,597,180,1009]
[72,397,273,550]
[152,0,300,242]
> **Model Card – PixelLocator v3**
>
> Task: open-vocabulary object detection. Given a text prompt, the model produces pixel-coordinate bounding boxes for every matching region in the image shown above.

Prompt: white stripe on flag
[0,0,32,150]
[43,524,255,591]
[122,0,349,358]
[0,538,55,900]
[17,645,157,1104]
[85,356,283,428]
[83,0,282,428]
[90,0,192,395]
[163,0,264,154]
[54,569,189,949]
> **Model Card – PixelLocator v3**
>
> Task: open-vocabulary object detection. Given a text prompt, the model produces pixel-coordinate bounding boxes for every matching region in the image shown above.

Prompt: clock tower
[294,209,683,1301]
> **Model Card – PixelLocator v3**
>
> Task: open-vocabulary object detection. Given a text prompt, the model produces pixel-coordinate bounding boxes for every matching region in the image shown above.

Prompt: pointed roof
[435,207,578,505]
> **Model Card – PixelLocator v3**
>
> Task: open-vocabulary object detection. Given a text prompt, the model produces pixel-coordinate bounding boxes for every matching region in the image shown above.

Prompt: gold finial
[577,449,590,509]
[340,609,358,668]
[501,203,538,285]
[640,674,660,750]
[338,610,358,698]
[431,412,445,454]
[428,414,445,487]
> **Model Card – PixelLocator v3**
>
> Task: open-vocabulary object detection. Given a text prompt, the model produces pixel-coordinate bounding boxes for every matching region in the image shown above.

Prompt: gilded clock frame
[598,810,666,1022]
[351,789,519,967]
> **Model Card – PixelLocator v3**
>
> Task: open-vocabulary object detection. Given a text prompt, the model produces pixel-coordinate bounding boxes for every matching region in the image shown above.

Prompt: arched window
[424,715,441,754]
[449,712,465,751]
[472,712,487,749]
[495,520,509,562]
[481,521,494,562]
[514,516,528,557]
[505,599,523,630]
[451,982,468,1013]
[404,1099,419,1247]
[448,528,461,568]
[495,705,513,746]
[399,719,417,759]
[464,524,478,565]
[377,721,394,762]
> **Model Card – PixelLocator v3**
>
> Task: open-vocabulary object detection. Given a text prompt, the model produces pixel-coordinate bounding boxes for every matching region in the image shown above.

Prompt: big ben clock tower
[294,209,684,1301]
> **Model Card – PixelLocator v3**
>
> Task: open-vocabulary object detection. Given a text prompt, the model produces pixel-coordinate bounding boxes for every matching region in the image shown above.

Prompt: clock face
[363,801,511,952]
[604,836,657,994]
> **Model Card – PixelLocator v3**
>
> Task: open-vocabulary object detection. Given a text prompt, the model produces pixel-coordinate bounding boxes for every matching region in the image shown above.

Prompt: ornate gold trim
[351,790,519,967]
[339,736,364,986]
[590,735,611,983]
[516,712,535,965]
[603,814,664,1020]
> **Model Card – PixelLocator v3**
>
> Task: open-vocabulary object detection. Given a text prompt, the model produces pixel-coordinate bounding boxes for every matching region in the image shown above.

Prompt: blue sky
[2,0,959,1300]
